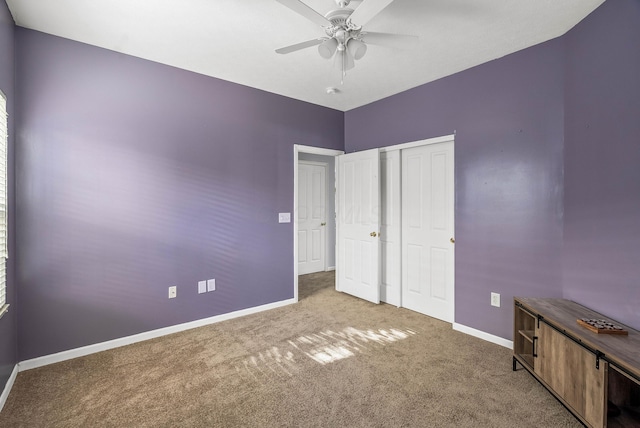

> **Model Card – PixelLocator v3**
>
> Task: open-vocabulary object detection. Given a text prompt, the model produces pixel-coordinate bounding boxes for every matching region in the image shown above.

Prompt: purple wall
[345,39,566,340]
[8,0,636,365]
[563,0,640,330]
[0,0,16,392]
[346,0,640,339]
[15,29,343,360]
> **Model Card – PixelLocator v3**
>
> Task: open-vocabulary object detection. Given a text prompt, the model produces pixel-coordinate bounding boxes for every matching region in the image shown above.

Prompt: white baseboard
[453,323,513,349]
[18,298,297,372]
[326,266,336,271]
[0,364,18,413]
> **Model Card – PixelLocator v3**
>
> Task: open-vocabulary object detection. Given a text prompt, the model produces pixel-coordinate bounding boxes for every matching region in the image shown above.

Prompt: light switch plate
[207,279,216,292]
[198,281,207,294]
[278,212,291,223]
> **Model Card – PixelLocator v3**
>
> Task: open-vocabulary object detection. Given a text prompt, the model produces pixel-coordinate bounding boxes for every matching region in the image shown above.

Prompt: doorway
[293,145,343,302]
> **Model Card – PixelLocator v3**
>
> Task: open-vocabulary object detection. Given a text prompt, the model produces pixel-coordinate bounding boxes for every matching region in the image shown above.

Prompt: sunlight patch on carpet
[235,326,417,382]
[290,327,417,365]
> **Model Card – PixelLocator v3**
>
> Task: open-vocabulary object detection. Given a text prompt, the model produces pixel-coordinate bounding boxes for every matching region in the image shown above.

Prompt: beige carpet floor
[0,271,581,427]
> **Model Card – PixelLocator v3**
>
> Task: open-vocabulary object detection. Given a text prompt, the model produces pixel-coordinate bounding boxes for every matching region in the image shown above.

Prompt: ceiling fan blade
[276,38,323,54]
[276,0,331,27]
[348,0,394,27]
[361,32,419,49]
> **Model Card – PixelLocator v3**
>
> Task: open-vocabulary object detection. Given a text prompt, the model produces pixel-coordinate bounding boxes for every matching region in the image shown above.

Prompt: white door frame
[293,145,343,302]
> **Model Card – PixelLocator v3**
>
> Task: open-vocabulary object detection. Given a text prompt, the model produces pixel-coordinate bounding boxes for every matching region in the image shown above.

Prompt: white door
[380,150,401,306]
[336,149,381,304]
[401,141,455,322]
[298,161,326,275]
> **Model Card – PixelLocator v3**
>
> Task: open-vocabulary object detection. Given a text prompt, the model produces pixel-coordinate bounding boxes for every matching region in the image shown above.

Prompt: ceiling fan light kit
[276,0,417,84]
[348,39,367,60]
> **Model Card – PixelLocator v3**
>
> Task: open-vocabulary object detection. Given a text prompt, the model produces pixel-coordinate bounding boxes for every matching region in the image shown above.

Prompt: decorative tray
[577,318,628,335]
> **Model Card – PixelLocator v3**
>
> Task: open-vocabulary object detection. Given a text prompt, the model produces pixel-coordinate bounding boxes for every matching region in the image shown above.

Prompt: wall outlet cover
[207,278,216,292]
[491,292,500,307]
[169,286,177,299]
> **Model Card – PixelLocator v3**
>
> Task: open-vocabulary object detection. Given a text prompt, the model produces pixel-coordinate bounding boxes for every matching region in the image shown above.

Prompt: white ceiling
[6,0,605,111]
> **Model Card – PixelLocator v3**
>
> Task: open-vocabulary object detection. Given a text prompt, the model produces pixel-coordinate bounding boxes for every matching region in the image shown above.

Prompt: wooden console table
[513,298,640,428]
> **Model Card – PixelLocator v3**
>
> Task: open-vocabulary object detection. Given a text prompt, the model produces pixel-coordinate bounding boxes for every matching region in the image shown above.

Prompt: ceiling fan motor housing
[324,9,362,41]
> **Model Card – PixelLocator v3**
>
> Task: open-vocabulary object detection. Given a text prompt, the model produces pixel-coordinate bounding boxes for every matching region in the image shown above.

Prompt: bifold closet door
[401,142,454,322]
[380,150,401,306]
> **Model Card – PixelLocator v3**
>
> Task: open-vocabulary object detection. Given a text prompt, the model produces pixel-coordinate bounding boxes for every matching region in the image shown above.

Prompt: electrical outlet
[168,286,177,299]
[491,292,500,307]
[198,281,207,294]
[207,278,216,292]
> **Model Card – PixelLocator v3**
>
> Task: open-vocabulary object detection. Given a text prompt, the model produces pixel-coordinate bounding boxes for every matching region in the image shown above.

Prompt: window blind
[0,92,7,309]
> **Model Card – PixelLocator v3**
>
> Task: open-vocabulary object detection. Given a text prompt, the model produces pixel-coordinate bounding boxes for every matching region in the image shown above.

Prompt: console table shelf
[513,298,640,428]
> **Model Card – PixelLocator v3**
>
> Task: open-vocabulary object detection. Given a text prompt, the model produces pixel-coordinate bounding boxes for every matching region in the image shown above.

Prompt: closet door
[401,142,454,322]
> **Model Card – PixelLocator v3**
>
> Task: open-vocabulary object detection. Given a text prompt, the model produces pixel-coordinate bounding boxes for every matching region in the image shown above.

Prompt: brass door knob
[450,237,455,243]
[370,232,378,237]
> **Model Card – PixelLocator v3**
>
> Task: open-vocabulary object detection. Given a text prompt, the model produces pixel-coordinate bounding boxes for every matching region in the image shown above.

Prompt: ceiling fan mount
[324,8,357,31]
[334,0,352,8]
[275,0,418,82]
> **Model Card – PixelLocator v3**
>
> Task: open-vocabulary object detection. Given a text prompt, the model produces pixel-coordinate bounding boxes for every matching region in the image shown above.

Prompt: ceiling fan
[275,0,418,82]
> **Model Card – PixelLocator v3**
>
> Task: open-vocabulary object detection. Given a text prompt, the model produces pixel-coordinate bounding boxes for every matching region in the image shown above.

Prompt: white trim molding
[18,298,296,372]
[453,323,513,349]
[379,134,455,153]
[0,364,18,413]
[294,145,343,157]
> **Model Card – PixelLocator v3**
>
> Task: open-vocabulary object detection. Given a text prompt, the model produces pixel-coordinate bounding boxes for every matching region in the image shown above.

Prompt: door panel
[312,229,322,260]
[298,162,326,275]
[298,231,307,262]
[430,248,447,299]
[337,149,380,304]
[401,142,454,322]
